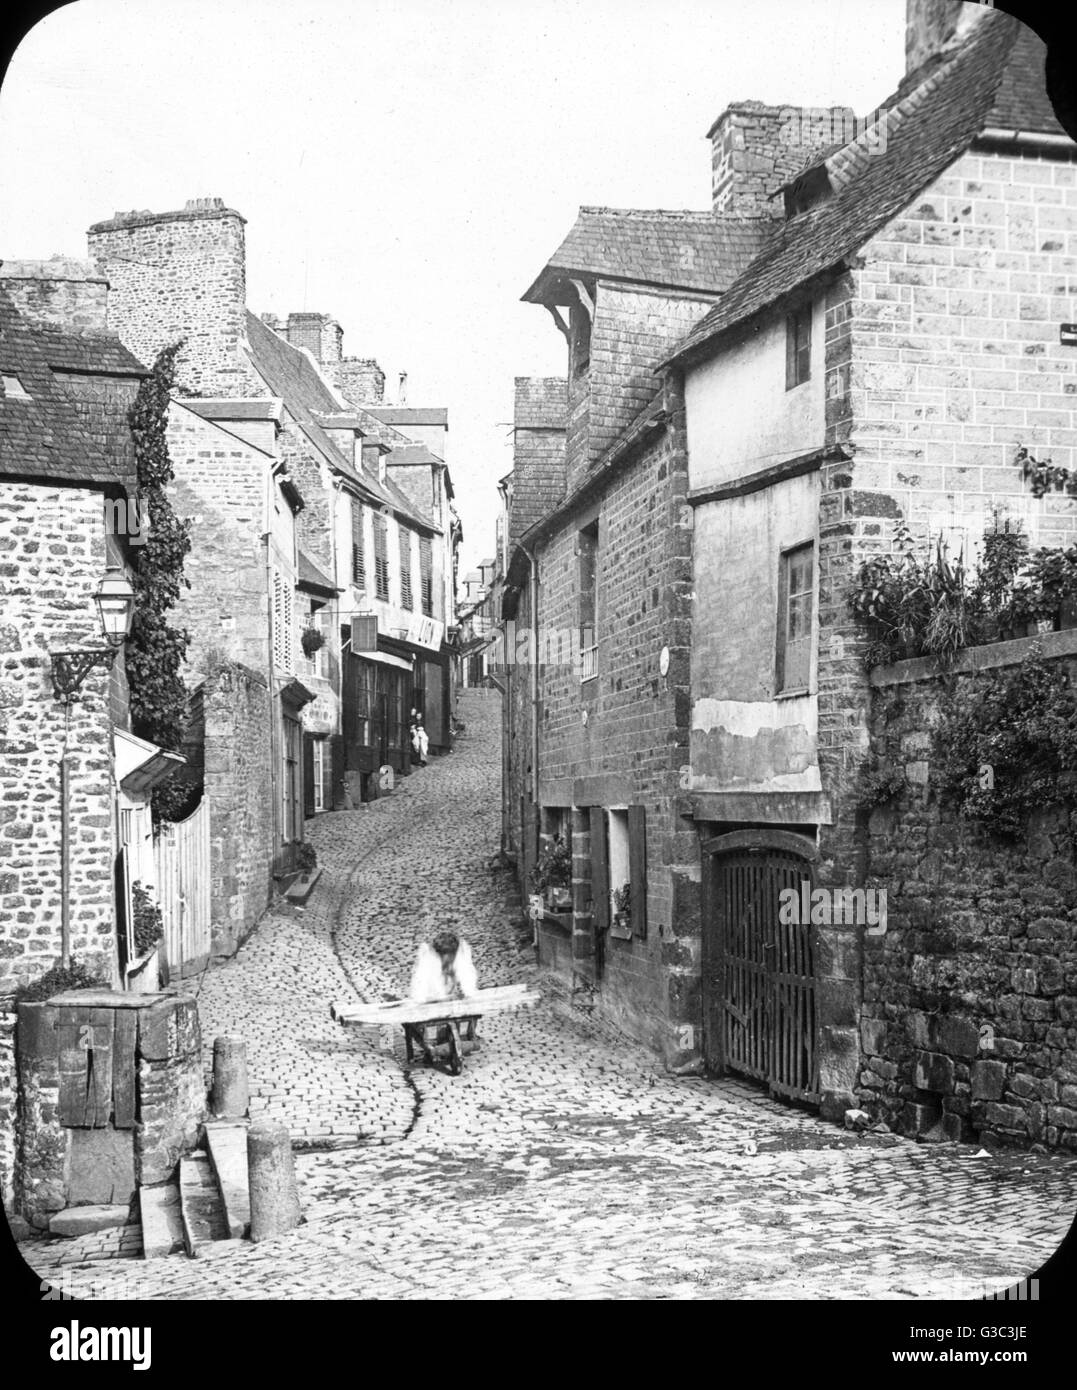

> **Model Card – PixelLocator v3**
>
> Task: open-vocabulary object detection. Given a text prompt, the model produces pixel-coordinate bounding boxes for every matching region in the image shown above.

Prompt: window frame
[785,304,812,391]
[776,539,815,696]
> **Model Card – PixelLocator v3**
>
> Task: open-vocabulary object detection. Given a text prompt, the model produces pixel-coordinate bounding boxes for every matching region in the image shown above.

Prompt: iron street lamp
[50,565,136,702]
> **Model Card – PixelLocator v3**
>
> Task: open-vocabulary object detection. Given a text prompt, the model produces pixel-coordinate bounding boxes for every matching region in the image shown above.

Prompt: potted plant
[296,841,318,880]
[128,880,164,993]
[301,626,325,659]
[529,835,572,914]
[611,882,632,938]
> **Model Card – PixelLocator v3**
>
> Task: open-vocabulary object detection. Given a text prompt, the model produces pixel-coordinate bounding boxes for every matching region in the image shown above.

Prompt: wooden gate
[154,798,211,978]
[702,832,819,1103]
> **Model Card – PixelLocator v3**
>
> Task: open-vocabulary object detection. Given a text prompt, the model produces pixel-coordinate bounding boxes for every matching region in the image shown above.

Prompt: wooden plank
[628,804,647,939]
[332,983,539,1027]
[86,1009,114,1128]
[58,1009,90,1126]
[112,1009,138,1130]
[589,806,609,935]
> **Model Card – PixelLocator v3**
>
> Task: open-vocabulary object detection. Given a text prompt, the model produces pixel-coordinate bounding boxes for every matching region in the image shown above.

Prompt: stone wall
[0,259,109,332]
[324,358,386,407]
[526,379,698,1063]
[0,1008,14,1215]
[87,199,263,397]
[857,636,1077,1151]
[167,403,272,679]
[0,484,117,991]
[202,662,274,959]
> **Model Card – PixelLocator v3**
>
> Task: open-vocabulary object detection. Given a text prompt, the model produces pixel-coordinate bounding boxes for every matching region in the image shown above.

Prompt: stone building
[500,1,1077,1147]
[0,268,178,1212]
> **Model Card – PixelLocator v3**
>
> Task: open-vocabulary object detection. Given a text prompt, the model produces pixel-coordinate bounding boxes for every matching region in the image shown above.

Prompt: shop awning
[355,649,413,672]
[113,728,186,796]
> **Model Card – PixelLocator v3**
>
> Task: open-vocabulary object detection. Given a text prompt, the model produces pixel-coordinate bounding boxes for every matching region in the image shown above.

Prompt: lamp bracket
[50,649,117,703]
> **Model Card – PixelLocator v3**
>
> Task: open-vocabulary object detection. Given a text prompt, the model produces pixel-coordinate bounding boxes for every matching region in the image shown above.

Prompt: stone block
[914,1050,955,1094]
[900,1100,940,1136]
[971,1059,1006,1100]
[860,1016,887,1055]
[67,1127,136,1207]
[984,1102,1028,1131]
[934,1014,980,1058]
[49,1204,130,1237]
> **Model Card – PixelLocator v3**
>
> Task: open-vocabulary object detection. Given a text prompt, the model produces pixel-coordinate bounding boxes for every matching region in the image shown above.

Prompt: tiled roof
[244,311,437,531]
[0,285,145,488]
[523,208,771,302]
[365,407,448,427]
[667,12,1069,367]
[385,442,444,467]
[183,398,284,422]
[297,548,339,594]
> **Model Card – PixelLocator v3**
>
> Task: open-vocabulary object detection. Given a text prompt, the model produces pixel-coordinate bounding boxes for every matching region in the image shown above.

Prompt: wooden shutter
[399,523,414,610]
[589,806,609,934]
[303,733,316,819]
[351,500,366,588]
[628,803,647,939]
[374,513,389,600]
[419,536,433,616]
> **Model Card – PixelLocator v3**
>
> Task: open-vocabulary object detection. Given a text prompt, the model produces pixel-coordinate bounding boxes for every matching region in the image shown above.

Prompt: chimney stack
[87,197,258,396]
[707,102,857,218]
[284,312,342,364]
[0,258,109,332]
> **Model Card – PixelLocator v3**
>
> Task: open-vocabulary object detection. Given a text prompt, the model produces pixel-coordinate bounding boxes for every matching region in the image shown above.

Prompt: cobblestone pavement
[22,689,1077,1300]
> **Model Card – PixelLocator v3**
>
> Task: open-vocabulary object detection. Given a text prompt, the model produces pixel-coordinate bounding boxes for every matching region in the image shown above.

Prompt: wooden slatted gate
[154,798,211,979]
[703,842,818,1104]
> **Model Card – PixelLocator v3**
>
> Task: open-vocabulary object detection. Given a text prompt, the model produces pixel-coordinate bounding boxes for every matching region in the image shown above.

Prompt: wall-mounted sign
[1061,324,1077,346]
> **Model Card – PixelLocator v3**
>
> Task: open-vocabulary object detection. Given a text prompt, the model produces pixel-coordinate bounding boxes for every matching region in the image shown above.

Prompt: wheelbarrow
[331,983,540,1076]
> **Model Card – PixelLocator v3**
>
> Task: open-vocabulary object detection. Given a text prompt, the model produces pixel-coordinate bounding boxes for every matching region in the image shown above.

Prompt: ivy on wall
[125,343,195,824]
[932,646,1077,841]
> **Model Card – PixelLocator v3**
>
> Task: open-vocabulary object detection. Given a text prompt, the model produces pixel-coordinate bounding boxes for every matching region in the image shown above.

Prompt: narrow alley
[22,691,1077,1301]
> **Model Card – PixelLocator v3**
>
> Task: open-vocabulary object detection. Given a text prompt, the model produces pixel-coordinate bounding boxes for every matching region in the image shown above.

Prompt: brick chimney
[87,197,260,396]
[0,258,110,331]
[284,312,342,364]
[707,102,858,218]
[324,358,386,408]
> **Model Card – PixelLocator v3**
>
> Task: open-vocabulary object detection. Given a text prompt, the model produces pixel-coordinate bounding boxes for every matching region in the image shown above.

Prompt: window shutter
[351,500,366,589]
[628,804,647,939]
[419,536,433,616]
[398,523,413,610]
[373,513,389,601]
[303,734,316,819]
[589,806,609,934]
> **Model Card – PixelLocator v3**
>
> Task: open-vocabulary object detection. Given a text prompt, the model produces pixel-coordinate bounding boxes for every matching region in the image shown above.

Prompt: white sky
[0,0,907,575]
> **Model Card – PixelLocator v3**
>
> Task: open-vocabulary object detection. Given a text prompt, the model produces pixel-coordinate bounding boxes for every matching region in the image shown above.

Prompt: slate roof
[244,311,438,532]
[666,11,1070,367]
[183,398,284,422]
[385,442,444,467]
[365,407,448,427]
[523,208,771,303]
[0,285,146,488]
[297,548,339,594]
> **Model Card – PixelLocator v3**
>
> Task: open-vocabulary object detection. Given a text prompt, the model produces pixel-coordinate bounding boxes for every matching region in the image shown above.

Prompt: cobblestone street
[21,690,1077,1300]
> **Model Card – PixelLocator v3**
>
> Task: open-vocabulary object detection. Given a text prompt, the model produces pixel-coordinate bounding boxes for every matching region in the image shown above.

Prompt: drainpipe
[520,539,540,812]
[264,464,281,873]
[59,704,72,967]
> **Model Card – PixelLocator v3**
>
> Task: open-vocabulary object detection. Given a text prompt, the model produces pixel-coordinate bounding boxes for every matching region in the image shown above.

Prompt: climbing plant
[125,342,194,824]
[932,645,1077,840]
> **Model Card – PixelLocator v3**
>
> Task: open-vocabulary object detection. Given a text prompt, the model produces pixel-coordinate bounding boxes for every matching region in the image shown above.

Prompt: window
[1,374,31,400]
[282,716,301,843]
[306,605,328,680]
[399,524,414,611]
[592,806,647,941]
[351,499,366,590]
[777,542,814,694]
[373,512,390,601]
[312,739,328,812]
[419,536,433,617]
[785,305,812,390]
[578,520,598,681]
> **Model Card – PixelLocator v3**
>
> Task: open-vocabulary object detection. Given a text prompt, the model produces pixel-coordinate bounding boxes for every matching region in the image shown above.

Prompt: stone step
[204,1120,251,1239]
[178,1153,229,1256]
[49,1204,130,1238]
[138,1181,184,1259]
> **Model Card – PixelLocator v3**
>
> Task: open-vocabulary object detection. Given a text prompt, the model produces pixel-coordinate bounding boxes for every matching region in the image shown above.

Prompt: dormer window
[1,374,31,400]
[782,165,833,219]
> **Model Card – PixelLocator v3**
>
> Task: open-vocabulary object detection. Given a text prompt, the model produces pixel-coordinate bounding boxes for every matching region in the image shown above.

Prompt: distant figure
[410,710,429,765]
[409,931,478,1002]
